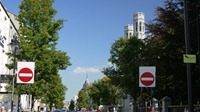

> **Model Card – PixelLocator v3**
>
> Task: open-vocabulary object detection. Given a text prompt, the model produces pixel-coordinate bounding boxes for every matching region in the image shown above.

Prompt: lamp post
[9,36,19,112]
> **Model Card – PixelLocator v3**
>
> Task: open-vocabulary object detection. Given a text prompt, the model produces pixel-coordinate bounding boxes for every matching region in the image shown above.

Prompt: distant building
[124,12,145,39]
[73,95,78,111]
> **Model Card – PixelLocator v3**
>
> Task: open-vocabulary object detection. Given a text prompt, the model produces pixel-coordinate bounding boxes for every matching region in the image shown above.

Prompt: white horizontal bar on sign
[141,78,153,81]
[19,73,32,77]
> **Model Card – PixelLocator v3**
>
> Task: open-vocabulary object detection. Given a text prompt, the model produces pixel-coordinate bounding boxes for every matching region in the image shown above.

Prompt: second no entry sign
[139,66,156,87]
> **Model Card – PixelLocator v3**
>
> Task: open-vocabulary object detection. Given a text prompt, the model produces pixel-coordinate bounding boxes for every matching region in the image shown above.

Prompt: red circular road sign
[140,72,154,86]
[18,67,33,82]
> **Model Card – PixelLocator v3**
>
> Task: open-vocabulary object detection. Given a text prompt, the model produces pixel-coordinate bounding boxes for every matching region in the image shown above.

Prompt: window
[143,26,145,32]
[139,22,142,32]
[135,22,138,32]
[129,33,132,36]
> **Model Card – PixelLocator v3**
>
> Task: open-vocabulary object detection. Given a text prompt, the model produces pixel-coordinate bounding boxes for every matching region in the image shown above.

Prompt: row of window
[135,22,145,32]
[0,17,16,49]
[0,7,8,21]
[0,75,9,83]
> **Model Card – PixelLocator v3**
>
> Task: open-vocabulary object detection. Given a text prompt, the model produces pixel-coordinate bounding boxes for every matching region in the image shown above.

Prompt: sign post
[139,66,156,87]
[17,62,35,84]
[139,66,156,112]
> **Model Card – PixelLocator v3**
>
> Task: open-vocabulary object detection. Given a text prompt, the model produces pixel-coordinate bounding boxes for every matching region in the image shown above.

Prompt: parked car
[61,108,67,112]
[53,109,60,112]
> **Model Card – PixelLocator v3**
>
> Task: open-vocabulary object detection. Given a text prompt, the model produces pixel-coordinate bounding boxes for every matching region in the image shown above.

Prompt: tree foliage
[77,89,90,110]
[88,77,122,106]
[146,0,200,104]
[103,0,200,106]
[103,37,145,100]
[7,0,71,110]
[43,74,67,109]
[76,77,122,111]
[69,100,75,111]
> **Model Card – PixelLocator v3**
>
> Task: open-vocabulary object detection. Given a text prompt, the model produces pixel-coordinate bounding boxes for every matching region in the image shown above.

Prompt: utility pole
[183,0,193,111]
[197,0,200,65]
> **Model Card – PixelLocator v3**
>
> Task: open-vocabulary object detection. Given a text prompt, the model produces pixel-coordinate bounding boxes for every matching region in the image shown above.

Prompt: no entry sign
[17,62,35,84]
[139,66,156,87]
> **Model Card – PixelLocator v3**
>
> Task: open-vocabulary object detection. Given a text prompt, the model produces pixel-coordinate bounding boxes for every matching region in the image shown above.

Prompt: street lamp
[9,35,19,112]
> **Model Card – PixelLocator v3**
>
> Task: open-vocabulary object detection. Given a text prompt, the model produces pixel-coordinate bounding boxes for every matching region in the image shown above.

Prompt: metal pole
[140,87,143,112]
[11,46,17,112]
[197,0,200,65]
[17,84,21,112]
[184,0,193,111]
[150,89,153,112]
[17,55,22,112]
[28,85,31,111]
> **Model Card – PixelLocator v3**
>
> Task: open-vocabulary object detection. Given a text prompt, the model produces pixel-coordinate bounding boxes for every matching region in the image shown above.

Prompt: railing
[133,104,200,112]
[168,104,200,112]
[168,105,188,112]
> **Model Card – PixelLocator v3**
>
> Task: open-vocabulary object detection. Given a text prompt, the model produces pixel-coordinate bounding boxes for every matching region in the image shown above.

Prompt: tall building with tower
[124,12,145,39]
[123,12,145,112]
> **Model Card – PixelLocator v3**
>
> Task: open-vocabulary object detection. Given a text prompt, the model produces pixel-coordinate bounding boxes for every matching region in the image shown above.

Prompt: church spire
[82,74,89,90]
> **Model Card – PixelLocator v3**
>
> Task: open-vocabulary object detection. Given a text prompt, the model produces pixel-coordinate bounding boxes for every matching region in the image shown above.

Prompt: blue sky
[2,0,164,101]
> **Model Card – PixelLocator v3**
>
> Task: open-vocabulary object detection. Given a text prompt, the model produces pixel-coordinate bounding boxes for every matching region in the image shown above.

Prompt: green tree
[69,100,75,111]
[43,74,67,110]
[102,36,148,111]
[103,37,145,98]
[104,0,200,107]
[88,77,122,107]
[77,89,90,110]
[6,0,71,110]
[146,0,200,104]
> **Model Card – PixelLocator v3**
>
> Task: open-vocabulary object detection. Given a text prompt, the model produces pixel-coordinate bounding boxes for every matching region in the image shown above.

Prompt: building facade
[0,1,19,111]
[124,12,145,39]
[0,1,18,92]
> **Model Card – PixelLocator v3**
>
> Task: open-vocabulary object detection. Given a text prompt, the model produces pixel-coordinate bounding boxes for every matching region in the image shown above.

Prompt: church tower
[124,24,134,39]
[133,12,145,39]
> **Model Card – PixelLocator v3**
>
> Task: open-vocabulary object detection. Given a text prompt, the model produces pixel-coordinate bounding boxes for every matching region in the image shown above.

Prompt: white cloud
[72,67,101,74]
